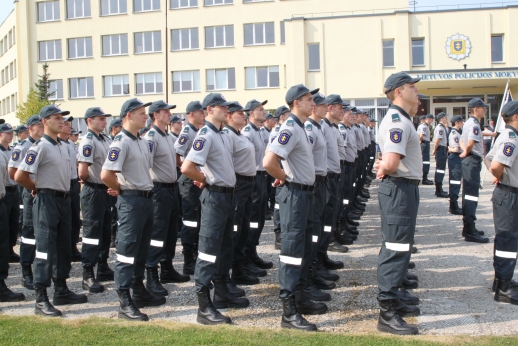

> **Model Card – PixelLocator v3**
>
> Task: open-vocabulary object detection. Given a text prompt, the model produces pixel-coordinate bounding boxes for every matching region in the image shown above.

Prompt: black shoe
[197,287,232,325]
[328,241,349,253]
[265,214,272,221]
[435,185,449,198]
[402,278,418,290]
[475,228,485,236]
[411,246,418,254]
[274,229,281,250]
[97,261,114,282]
[333,231,354,246]
[146,267,168,297]
[304,285,331,301]
[295,289,328,315]
[0,280,24,302]
[404,272,418,281]
[117,289,149,321]
[70,246,82,262]
[249,247,273,269]
[321,253,344,270]
[422,177,434,185]
[343,230,358,240]
[9,248,20,263]
[313,273,336,290]
[52,279,88,306]
[280,296,317,331]
[82,266,105,293]
[464,230,489,243]
[377,299,418,335]
[492,277,518,292]
[407,261,416,270]
[212,279,249,309]
[353,202,366,211]
[225,275,245,297]
[131,279,166,308]
[35,288,61,317]
[494,278,518,305]
[242,256,267,277]
[21,265,35,290]
[182,248,196,276]
[394,299,420,317]
[348,212,361,221]
[317,266,339,282]
[398,288,419,306]
[346,227,359,235]
[159,260,190,283]
[346,219,360,227]
[449,201,463,215]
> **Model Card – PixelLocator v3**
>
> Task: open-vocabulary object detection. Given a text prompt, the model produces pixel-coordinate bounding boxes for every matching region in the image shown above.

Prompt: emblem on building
[445,34,471,61]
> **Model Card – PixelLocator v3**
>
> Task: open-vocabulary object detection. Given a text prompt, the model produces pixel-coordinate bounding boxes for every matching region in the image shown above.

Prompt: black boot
[394,299,420,317]
[328,240,349,253]
[159,260,190,283]
[404,272,418,281]
[280,296,317,331]
[402,277,418,290]
[21,265,34,290]
[70,246,82,262]
[377,299,418,335]
[97,261,114,282]
[182,248,196,275]
[0,280,24,302]
[117,289,149,321]
[231,262,260,285]
[9,248,20,263]
[242,251,267,277]
[212,279,249,309]
[333,230,354,246]
[196,287,231,325]
[146,267,168,296]
[494,277,518,305]
[82,266,105,293]
[35,287,61,317]
[422,174,434,185]
[304,266,331,301]
[249,247,273,269]
[225,275,245,297]
[345,225,359,235]
[274,229,281,250]
[131,279,166,308]
[52,279,88,306]
[435,184,449,198]
[408,261,416,270]
[346,217,360,227]
[317,259,339,282]
[398,288,420,306]
[464,228,489,243]
[492,277,518,292]
[321,252,344,270]
[449,199,462,215]
[295,288,328,315]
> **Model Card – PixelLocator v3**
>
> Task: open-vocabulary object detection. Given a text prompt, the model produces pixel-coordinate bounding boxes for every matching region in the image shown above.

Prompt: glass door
[433,103,468,122]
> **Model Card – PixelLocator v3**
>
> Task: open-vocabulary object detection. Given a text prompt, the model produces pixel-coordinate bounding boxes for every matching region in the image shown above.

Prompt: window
[9,62,15,80]
[170,0,198,9]
[48,80,64,100]
[307,43,320,71]
[69,77,94,98]
[411,38,424,66]
[244,0,272,2]
[280,21,285,45]
[101,0,127,15]
[244,22,274,46]
[67,0,91,18]
[38,1,60,22]
[206,68,235,91]
[171,28,199,51]
[134,0,160,12]
[38,40,62,61]
[245,66,279,89]
[68,37,93,59]
[134,31,162,53]
[102,34,128,56]
[104,75,130,96]
[382,40,394,67]
[8,29,13,47]
[491,35,504,63]
[204,0,232,5]
[205,25,234,48]
[136,73,162,94]
[172,70,200,92]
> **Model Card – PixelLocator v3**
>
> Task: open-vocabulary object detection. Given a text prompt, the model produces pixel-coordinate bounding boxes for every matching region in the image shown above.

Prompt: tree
[15,88,51,124]
[34,63,54,100]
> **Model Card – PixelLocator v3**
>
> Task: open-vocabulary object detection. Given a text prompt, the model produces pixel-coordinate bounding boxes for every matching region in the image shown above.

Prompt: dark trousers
[18,185,23,236]
[179,175,201,251]
[4,188,19,249]
[461,155,482,230]
[369,141,376,171]
[245,173,267,250]
[146,185,180,268]
[338,164,355,221]
[273,185,282,231]
[421,141,431,175]
[448,153,462,199]
[319,175,340,254]
[267,174,275,211]
[115,194,154,290]
[229,178,253,268]
[80,185,112,267]
[33,193,72,289]
[69,180,81,247]
[194,189,234,291]
[110,195,118,237]
[0,202,8,280]
[377,179,419,301]
[307,180,327,266]
[434,146,448,184]
[484,139,492,156]
[19,188,35,266]
[492,186,518,279]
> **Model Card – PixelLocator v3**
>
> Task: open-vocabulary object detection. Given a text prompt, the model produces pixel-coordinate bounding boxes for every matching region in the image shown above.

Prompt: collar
[87,129,103,141]
[289,114,304,128]
[308,118,321,129]
[332,123,338,128]
[205,121,221,133]
[0,144,6,151]
[43,134,58,146]
[469,116,479,123]
[250,122,260,131]
[505,125,518,137]
[187,122,199,133]
[263,127,271,133]
[122,128,138,141]
[389,105,411,121]
[28,136,36,143]
[152,125,166,137]
[323,118,332,127]
[225,125,240,135]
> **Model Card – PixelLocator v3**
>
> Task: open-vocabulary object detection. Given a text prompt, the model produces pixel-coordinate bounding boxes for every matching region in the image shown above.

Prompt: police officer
[432,112,450,198]
[108,118,123,140]
[417,114,434,185]
[368,117,377,177]
[181,93,246,325]
[264,84,325,332]
[101,98,165,322]
[486,100,518,304]
[448,115,464,215]
[262,112,276,219]
[375,72,422,335]
[13,125,28,249]
[170,115,183,139]
[169,115,184,235]
[9,115,43,289]
[77,107,113,293]
[107,118,122,248]
[15,105,88,317]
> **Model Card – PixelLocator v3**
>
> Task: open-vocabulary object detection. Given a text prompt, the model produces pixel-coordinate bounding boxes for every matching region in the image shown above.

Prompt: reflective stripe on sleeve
[82,237,99,245]
[21,237,35,245]
[117,253,135,264]
[279,255,302,265]
[198,252,216,263]
[150,240,164,248]
[385,242,410,252]
[495,250,517,259]
[465,195,479,202]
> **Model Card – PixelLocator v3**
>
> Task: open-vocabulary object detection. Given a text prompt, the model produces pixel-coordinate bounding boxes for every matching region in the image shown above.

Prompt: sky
[0,0,516,27]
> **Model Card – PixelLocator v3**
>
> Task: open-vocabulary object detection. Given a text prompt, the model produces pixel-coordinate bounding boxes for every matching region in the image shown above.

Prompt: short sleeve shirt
[268,114,315,185]
[0,146,17,186]
[144,125,178,183]
[0,151,6,198]
[486,126,518,188]
[417,123,431,141]
[378,105,423,179]
[343,125,357,162]
[102,129,153,191]
[242,122,266,171]
[8,137,35,170]
[434,124,448,147]
[305,118,327,176]
[360,124,370,149]
[461,116,483,157]
[448,129,462,152]
[260,127,271,146]
[77,130,111,184]
[321,118,341,174]
[174,123,198,158]
[223,125,256,177]
[60,139,77,180]
[268,124,281,148]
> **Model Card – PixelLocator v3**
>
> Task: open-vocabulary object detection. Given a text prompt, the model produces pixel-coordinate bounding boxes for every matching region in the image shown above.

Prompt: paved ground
[1,162,517,336]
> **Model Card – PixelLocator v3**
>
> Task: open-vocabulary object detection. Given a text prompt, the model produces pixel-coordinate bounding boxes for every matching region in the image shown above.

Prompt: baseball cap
[40,105,70,119]
[228,102,249,113]
[14,125,29,133]
[85,107,111,119]
[384,72,421,94]
[186,101,204,114]
[274,106,290,118]
[435,112,447,120]
[108,118,122,131]
[170,115,183,124]
[325,94,345,106]
[425,114,434,119]
[451,115,464,123]
[120,98,152,118]
[70,128,82,135]
[419,115,426,121]
[148,100,176,116]
[202,93,232,109]
[245,99,268,112]
[62,115,74,122]
[285,84,319,104]
[468,98,489,108]
[0,123,14,133]
[27,115,42,126]
[312,93,331,105]
[265,113,274,120]
[502,100,518,117]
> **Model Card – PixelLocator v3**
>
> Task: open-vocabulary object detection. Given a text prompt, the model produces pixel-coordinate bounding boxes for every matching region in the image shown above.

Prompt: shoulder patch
[199,127,207,135]
[510,132,517,139]
[193,137,206,151]
[286,119,294,127]
[148,140,154,153]
[275,125,281,131]
[182,126,190,133]
[473,127,480,136]
[83,145,93,157]
[11,149,21,161]
[320,119,324,125]
[148,130,155,137]
[108,147,121,161]
[86,132,93,139]
[308,136,314,144]
[114,134,122,142]
[503,142,516,157]
[454,137,459,143]
[178,134,189,145]
[222,128,229,134]
[391,114,401,122]
[243,126,250,132]
[278,130,292,145]
[389,128,403,143]
[439,130,443,136]
[260,127,265,132]
[33,140,41,146]
[25,150,37,165]
[341,132,346,141]
[305,123,312,131]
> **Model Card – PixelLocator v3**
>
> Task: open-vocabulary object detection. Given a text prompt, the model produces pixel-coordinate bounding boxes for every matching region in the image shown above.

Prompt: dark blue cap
[170,115,183,123]
[228,101,249,113]
[85,107,111,119]
[285,84,319,104]
[312,93,331,105]
[435,112,447,120]
[245,99,267,112]
[502,100,518,117]
[426,114,434,119]
[468,98,489,108]
[202,93,232,109]
[109,118,122,131]
[62,115,74,122]
[148,100,176,116]
[186,101,203,114]
[40,105,70,119]
[384,72,421,94]
[451,115,464,123]
[419,115,426,121]
[27,115,42,126]
[274,106,290,118]
[265,113,274,120]
[70,128,82,135]
[138,127,149,136]
[370,117,377,122]
[14,125,29,133]
[323,94,344,106]
[0,119,4,124]
[120,98,152,118]
[343,105,355,112]
[0,123,14,133]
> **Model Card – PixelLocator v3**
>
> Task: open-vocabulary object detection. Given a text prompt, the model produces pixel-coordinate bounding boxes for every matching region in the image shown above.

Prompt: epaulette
[286,119,294,127]
[86,132,93,139]
[338,124,346,130]
[199,127,207,135]
[510,131,517,139]
[222,128,229,134]
[182,126,190,133]
[305,123,312,131]
[147,130,155,137]
[391,114,401,122]
[275,125,281,131]
[243,125,250,132]
[114,134,122,141]
[33,140,41,146]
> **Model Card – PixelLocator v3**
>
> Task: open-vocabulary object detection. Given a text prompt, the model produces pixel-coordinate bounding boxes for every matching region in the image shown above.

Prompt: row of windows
[0,27,16,57]
[38,0,272,22]
[0,60,17,86]
[0,93,17,116]
[47,66,280,100]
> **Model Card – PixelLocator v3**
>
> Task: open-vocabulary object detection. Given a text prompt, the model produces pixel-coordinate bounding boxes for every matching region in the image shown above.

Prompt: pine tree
[34,63,54,100]
[15,88,51,124]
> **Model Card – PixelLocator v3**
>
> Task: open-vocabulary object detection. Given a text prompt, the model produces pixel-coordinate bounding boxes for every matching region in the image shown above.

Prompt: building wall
[0,10,18,125]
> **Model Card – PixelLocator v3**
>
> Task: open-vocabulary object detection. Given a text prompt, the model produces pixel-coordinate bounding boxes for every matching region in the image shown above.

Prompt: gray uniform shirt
[322,118,341,174]
[0,151,6,198]
[223,125,256,177]
[342,125,357,162]
[378,105,423,180]
[77,130,111,185]
[0,146,17,186]
[369,127,376,142]
[144,125,178,183]
[335,124,346,161]
[18,135,71,192]
[305,118,327,176]
[242,122,266,172]
[268,114,315,185]
[102,129,153,191]
[417,123,431,142]
[174,123,199,158]
[448,129,462,153]
[9,137,35,170]
[268,124,281,148]
[185,121,236,187]
[461,116,483,157]
[360,123,370,149]
[261,127,271,146]
[60,139,77,180]
[434,124,448,147]
[353,125,365,151]
[486,126,518,188]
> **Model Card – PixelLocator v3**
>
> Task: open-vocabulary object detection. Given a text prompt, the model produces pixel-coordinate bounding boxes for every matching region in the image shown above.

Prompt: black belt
[236,173,255,182]
[285,181,314,192]
[37,188,69,198]
[327,172,341,179]
[344,161,355,167]
[84,182,108,190]
[70,178,79,184]
[315,175,327,183]
[120,190,153,198]
[497,183,518,194]
[153,182,177,189]
[205,184,235,194]
[422,140,430,143]
[383,176,420,186]
[256,171,268,177]
[5,186,17,192]
[466,153,483,162]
